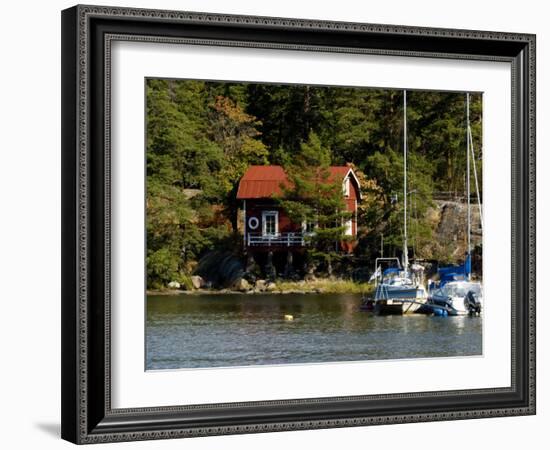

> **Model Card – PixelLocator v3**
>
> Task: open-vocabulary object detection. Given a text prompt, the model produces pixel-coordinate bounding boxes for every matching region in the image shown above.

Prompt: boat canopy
[383,267,401,276]
[439,281,482,297]
[438,254,472,287]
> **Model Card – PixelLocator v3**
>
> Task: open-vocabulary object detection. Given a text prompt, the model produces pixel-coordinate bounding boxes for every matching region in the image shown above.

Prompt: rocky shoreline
[147,288,334,296]
[148,276,371,296]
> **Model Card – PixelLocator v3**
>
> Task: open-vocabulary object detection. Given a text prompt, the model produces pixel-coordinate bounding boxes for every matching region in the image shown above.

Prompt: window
[302,219,317,234]
[343,177,350,196]
[344,218,353,236]
[262,211,278,236]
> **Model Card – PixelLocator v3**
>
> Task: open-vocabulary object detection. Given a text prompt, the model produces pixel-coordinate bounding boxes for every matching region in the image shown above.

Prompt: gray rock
[191,275,205,289]
[255,279,267,291]
[195,251,245,289]
[233,278,251,292]
[167,281,181,289]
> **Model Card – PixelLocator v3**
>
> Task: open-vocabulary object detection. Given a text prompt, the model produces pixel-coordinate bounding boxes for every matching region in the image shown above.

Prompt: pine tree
[277,133,352,275]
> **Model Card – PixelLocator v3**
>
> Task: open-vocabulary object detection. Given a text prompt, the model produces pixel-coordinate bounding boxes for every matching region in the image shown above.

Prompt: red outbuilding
[236,165,361,254]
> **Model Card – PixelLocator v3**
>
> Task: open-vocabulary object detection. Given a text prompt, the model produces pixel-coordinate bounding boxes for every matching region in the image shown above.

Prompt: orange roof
[236,165,355,199]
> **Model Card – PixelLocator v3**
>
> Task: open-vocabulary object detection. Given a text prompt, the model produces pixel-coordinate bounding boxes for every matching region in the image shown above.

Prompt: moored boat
[370,258,428,315]
[373,269,427,315]
[427,278,482,316]
[369,91,427,315]
[425,93,483,317]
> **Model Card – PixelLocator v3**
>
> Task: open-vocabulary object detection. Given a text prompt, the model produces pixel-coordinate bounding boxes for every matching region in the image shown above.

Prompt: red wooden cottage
[236,165,361,254]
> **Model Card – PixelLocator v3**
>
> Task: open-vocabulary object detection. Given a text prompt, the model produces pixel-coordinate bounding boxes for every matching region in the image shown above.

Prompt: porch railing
[246,232,309,247]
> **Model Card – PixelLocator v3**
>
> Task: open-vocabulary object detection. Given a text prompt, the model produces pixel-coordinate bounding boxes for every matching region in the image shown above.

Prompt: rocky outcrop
[424,200,482,262]
[190,276,205,289]
[194,251,244,289]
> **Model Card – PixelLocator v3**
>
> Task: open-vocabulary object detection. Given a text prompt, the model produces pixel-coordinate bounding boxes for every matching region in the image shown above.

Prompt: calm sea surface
[146,293,482,370]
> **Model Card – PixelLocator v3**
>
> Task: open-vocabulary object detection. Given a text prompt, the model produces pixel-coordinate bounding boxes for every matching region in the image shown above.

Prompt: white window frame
[262,210,278,236]
[344,218,353,236]
[301,219,317,235]
[343,177,350,197]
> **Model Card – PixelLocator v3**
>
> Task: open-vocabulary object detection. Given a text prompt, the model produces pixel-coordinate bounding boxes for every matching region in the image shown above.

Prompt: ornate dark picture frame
[61,4,536,444]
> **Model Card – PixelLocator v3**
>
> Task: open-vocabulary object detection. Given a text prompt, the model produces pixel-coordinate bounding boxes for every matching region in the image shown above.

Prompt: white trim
[343,177,350,197]
[302,218,317,234]
[344,218,353,236]
[355,199,358,237]
[261,210,278,236]
[243,199,247,246]
[344,168,362,199]
[248,216,259,230]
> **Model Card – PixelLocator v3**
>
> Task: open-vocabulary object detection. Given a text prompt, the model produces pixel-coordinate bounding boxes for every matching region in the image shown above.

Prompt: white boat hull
[429,296,465,315]
[428,281,483,316]
[374,285,427,315]
[374,299,425,315]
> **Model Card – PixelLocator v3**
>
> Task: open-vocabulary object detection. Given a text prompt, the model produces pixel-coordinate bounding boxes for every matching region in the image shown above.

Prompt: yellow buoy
[284,314,294,321]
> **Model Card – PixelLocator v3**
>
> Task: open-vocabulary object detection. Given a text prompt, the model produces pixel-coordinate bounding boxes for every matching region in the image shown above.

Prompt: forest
[146,78,482,289]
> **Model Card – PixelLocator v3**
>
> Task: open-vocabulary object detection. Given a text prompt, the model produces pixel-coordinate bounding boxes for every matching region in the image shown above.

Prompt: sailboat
[426,93,483,316]
[371,90,428,315]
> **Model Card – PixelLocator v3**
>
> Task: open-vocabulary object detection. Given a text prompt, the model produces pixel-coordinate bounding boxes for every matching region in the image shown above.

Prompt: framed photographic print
[61,4,536,444]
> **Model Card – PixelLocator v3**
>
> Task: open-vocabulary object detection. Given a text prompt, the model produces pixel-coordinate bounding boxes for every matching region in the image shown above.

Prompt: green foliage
[364,147,435,256]
[277,133,351,272]
[146,80,267,287]
[147,248,179,289]
[274,279,373,294]
[208,96,269,230]
[209,96,268,195]
[146,79,482,287]
[146,79,223,196]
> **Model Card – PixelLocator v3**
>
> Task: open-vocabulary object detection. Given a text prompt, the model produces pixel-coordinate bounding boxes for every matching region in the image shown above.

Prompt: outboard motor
[465,290,481,315]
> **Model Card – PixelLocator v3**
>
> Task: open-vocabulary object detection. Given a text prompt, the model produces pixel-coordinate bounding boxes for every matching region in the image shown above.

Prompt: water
[146,293,482,370]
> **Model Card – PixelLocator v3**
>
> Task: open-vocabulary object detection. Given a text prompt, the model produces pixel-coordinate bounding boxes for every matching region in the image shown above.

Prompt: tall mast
[466,93,471,280]
[403,90,409,272]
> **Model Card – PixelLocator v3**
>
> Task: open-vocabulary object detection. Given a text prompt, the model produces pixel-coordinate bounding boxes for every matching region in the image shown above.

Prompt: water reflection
[146,293,482,370]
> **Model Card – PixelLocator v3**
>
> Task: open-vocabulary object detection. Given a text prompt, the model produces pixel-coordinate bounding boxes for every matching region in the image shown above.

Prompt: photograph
[145,79,484,370]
